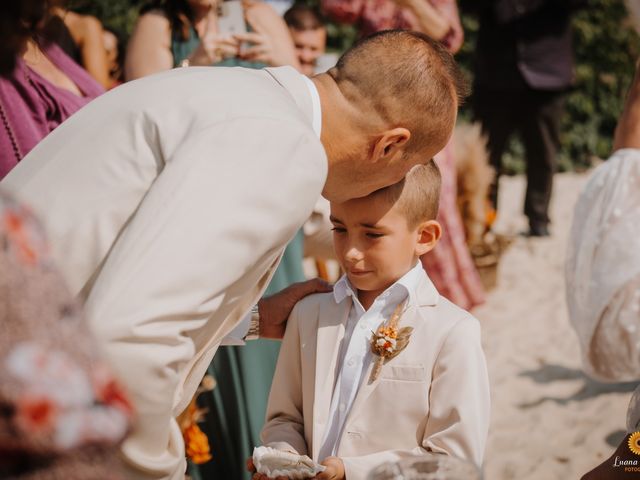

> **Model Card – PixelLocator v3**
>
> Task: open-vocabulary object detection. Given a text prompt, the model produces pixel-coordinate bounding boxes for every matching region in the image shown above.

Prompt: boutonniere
[369,300,413,383]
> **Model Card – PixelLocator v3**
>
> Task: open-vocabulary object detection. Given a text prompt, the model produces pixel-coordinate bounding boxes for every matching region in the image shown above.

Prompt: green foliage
[458,0,640,173]
[67,0,144,40]
[561,0,640,170]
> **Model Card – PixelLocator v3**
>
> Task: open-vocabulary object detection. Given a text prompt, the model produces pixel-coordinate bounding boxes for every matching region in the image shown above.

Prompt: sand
[477,172,637,480]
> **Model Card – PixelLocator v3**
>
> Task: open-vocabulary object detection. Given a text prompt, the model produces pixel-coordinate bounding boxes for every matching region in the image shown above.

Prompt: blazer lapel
[312,296,350,459]
[345,274,439,424]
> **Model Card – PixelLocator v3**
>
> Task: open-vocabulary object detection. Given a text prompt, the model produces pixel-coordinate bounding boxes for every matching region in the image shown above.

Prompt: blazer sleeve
[261,301,309,455]
[421,316,490,466]
[341,316,490,479]
[80,116,325,479]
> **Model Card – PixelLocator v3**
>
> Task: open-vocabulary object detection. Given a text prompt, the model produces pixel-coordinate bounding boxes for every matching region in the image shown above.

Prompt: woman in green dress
[125,3,304,478]
[125,0,300,81]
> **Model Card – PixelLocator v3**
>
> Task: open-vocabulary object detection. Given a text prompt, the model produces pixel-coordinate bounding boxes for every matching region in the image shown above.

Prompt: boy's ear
[415,220,442,256]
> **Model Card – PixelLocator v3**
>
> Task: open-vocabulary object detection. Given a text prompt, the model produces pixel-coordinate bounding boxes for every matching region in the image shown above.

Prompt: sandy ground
[477,172,637,480]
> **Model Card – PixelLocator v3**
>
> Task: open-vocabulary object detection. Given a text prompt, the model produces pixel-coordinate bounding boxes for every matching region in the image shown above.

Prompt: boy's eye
[331,227,346,233]
[366,232,384,238]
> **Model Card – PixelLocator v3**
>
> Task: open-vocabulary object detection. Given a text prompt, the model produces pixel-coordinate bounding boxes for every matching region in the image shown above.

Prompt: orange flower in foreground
[16,395,58,433]
[4,211,37,264]
[184,423,212,464]
[98,378,134,416]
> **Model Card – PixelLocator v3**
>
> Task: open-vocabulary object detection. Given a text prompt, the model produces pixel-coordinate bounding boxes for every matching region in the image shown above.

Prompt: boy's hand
[258,279,332,339]
[314,457,346,480]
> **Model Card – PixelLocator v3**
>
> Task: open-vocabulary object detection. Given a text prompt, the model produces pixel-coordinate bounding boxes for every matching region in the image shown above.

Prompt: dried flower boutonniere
[369,300,413,382]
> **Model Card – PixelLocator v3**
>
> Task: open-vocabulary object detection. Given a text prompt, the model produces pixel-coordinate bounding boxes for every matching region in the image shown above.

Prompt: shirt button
[347,358,356,366]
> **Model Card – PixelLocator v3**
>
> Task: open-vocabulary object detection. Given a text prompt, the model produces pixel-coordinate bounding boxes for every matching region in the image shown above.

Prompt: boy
[255,162,490,479]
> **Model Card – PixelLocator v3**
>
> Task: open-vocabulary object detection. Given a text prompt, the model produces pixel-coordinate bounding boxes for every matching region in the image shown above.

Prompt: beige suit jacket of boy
[1,66,327,479]
[262,274,490,479]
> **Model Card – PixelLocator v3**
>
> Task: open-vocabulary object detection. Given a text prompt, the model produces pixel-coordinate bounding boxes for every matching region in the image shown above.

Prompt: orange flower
[93,364,134,416]
[3,211,37,265]
[98,378,134,416]
[15,395,58,433]
[184,423,212,464]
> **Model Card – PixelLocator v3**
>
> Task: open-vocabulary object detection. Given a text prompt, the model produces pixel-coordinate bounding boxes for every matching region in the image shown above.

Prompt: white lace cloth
[252,446,325,479]
[566,148,640,430]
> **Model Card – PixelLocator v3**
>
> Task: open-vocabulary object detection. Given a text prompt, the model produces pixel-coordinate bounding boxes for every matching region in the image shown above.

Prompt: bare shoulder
[245,0,288,29]
[127,10,172,51]
[245,0,280,17]
[63,11,103,38]
[134,9,171,32]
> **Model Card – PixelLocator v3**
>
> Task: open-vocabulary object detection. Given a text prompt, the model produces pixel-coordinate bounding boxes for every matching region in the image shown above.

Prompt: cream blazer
[262,274,490,479]
[1,66,327,479]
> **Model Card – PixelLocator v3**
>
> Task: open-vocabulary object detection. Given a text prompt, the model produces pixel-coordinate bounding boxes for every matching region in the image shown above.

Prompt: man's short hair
[375,160,442,227]
[332,30,469,156]
[284,5,325,31]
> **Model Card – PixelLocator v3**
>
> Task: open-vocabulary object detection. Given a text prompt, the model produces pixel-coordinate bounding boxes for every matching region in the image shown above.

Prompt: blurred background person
[463,0,586,237]
[124,0,299,80]
[322,0,463,51]
[45,1,112,89]
[0,188,133,479]
[0,0,104,179]
[284,4,327,76]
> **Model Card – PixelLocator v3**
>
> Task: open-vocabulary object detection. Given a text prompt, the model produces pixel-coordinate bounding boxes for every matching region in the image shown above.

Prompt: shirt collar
[332,262,425,307]
[302,75,322,138]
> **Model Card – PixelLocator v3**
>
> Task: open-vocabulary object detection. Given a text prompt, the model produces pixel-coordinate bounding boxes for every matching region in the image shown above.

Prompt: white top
[317,262,424,460]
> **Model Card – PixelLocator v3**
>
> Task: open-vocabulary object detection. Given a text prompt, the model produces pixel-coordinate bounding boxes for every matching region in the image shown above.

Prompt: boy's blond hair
[373,159,442,228]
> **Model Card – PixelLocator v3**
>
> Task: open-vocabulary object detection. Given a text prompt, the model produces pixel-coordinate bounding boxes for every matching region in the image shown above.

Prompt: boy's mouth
[349,269,373,276]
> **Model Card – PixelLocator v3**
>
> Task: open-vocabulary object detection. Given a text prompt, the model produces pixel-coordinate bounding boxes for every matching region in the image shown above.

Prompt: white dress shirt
[223,76,323,345]
[317,262,424,460]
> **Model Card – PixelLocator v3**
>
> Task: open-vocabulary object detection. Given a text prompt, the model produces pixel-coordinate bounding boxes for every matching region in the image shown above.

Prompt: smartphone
[217,1,247,35]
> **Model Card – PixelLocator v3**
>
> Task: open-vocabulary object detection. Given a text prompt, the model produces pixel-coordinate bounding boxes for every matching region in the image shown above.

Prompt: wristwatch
[244,305,260,341]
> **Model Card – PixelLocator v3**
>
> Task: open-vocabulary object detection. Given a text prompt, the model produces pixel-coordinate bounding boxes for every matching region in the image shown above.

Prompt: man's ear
[371,128,411,163]
[415,220,442,256]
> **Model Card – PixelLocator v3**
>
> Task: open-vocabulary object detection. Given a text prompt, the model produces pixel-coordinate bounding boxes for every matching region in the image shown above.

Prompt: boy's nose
[344,246,364,263]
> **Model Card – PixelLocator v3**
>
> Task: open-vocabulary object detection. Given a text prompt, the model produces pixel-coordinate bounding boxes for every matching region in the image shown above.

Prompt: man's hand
[314,457,346,480]
[258,278,332,339]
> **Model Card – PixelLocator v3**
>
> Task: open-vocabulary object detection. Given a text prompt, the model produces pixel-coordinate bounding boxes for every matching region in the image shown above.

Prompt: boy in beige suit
[255,162,490,479]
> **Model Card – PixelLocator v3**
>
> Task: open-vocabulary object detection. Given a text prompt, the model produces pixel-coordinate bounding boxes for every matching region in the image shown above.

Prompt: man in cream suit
[2,30,465,479]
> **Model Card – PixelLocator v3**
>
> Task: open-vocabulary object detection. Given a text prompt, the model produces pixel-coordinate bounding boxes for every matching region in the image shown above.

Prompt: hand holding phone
[217,0,247,35]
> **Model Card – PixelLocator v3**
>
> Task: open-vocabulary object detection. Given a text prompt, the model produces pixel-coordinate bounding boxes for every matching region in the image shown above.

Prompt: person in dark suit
[464,0,584,236]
